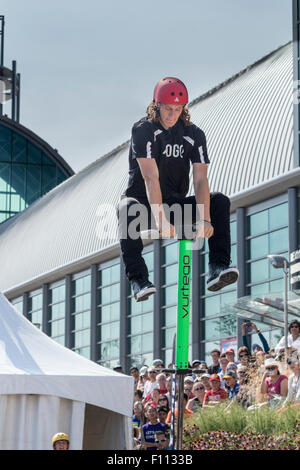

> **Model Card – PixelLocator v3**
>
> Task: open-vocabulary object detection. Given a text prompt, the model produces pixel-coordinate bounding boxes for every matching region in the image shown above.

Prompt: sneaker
[131,278,157,302]
[207,264,239,292]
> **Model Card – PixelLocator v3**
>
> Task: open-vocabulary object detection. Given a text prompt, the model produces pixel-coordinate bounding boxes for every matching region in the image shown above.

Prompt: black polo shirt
[125,117,210,201]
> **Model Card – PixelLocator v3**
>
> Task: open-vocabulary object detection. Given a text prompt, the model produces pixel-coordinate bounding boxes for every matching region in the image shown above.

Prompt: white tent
[0,293,134,450]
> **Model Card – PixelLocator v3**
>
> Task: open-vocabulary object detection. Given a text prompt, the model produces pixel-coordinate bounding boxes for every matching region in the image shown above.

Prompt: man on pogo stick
[117,77,239,302]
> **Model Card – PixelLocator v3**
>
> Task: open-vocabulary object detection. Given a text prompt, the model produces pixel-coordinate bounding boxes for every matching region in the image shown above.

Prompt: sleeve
[258,332,270,353]
[274,336,285,355]
[131,122,155,159]
[189,126,210,164]
[242,334,249,350]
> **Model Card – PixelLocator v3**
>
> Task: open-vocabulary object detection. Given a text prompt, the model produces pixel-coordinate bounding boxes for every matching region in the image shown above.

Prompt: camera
[243,319,253,333]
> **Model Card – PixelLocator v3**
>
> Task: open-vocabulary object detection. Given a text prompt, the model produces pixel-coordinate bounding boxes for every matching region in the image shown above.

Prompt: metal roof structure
[0,41,294,296]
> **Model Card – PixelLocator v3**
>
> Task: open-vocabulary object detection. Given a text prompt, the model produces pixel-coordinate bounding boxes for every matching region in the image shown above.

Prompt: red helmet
[153,77,188,105]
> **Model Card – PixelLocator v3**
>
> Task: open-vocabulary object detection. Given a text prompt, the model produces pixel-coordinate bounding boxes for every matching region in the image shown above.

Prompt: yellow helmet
[52,432,70,446]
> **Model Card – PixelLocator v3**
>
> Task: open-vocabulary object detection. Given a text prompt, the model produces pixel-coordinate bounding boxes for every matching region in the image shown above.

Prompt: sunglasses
[266,366,276,370]
[239,353,249,358]
[290,325,300,329]
[149,371,156,374]
[194,387,204,391]
[158,398,167,401]
[155,439,167,443]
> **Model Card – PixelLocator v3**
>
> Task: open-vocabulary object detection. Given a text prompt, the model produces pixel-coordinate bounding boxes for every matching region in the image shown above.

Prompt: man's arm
[137,158,175,238]
[192,163,214,239]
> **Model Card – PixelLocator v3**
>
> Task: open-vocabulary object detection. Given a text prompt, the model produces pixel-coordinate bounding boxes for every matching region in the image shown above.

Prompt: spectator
[225,348,238,365]
[141,405,166,450]
[113,365,124,374]
[236,365,253,408]
[199,373,211,392]
[144,388,160,407]
[187,381,206,412]
[133,401,144,428]
[208,349,221,374]
[166,394,194,423]
[274,320,300,357]
[154,430,170,450]
[260,358,288,405]
[143,367,159,397]
[137,366,148,392]
[223,371,240,400]
[282,356,300,405]
[225,362,238,375]
[52,432,70,451]
[157,394,170,411]
[157,373,168,394]
[184,376,195,399]
[192,359,201,369]
[203,374,227,407]
[218,353,229,388]
[157,405,169,429]
[241,321,270,353]
[133,426,141,450]
[237,346,250,367]
[134,389,143,403]
[130,365,140,391]
[152,359,164,369]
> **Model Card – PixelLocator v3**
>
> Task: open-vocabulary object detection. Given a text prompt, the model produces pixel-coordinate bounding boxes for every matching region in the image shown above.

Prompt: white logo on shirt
[163,144,184,158]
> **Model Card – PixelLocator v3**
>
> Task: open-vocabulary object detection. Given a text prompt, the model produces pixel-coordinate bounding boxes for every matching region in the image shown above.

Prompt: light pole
[268,254,290,360]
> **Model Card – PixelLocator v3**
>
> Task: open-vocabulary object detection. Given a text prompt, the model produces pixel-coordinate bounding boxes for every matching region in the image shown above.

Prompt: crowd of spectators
[130,320,300,450]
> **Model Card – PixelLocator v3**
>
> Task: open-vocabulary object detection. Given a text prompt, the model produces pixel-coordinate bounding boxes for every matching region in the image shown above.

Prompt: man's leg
[117,196,156,301]
[207,192,239,291]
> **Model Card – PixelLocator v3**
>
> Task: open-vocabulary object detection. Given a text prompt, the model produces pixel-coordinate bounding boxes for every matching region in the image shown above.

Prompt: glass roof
[232,291,300,329]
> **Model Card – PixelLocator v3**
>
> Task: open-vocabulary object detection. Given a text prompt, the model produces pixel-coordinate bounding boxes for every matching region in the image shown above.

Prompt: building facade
[1,40,299,372]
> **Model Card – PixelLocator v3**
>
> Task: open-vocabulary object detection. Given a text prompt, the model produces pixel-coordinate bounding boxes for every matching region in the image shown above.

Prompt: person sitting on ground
[141,405,166,450]
[187,381,206,412]
[274,320,300,358]
[260,358,288,406]
[208,349,221,374]
[218,353,229,388]
[154,430,170,450]
[223,371,239,401]
[166,394,194,423]
[203,374,227,407]
[241,321,270,354]
[156,372,168,394]
[52,432,70,451]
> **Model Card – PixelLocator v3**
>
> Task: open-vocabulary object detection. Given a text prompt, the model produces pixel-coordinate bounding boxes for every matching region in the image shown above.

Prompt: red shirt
[203,388,227,403]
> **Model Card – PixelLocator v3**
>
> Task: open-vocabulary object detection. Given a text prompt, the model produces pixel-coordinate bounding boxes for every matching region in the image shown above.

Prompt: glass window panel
[204,341,221,362]
[131,316,142,335]
[0,125,11,162]
[250,282,269,295]
[144,252,154,272]
[42,152,56,166]
[0,163,10,192]
[131,335,141,355]
[269,278,283,293]
[26,165,41,204]
[230,220,237,244]
[164,284,177,306]
[248,210,268,236]
[110,302,120,321]
[269,228,288,254]
[248,234,269,259]
[269,204,288,230]
[110,264,120,283]
[163,264,178,285]
[57,167,67,185]
[11,164,26,206]
[12,133,27,163]
[164,326,176,349]
[164,306,177,326]
[163,242,178,264]
[141,333,153,352]
[42,165,57,194]
[205,318,220,340]
[231,244,237,266]
[51,285,65,304]
[28,142,42,164]
[248,258,269,284]
[142,312,153,331]
[220,314,236,338]
[204,295,220,317]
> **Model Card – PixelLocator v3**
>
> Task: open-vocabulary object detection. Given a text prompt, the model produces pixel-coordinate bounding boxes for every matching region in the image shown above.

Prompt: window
[28,289,43,329]
[48,280,66,345]
[127,247,154,367]
[11,296,23,315]
[97,258,120,368]
[71,270,91,359]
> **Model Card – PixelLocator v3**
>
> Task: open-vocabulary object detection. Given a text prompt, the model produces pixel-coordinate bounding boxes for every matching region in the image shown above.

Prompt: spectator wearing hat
[241,321,270,354]
[225,348,239,365]
[282,356,300,406]
[225,361,238,376]
[130,365,140,391]
[183,376,195,399]
[137,366,148,392]
[260,358,288,404]
[199,373,211,393]
[192,359,201,369]
[223,371,239,400]
[274,320,300,357]
[208,349,221,375]
[187,381,206,412]
[143,366,159,398]
[237,346,250,367]
[203,374,227,407]
[133,401,144,428]
[152,359,164,369]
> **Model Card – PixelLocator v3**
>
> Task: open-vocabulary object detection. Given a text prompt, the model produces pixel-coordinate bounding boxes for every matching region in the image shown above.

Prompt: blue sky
[1,0,292,172]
